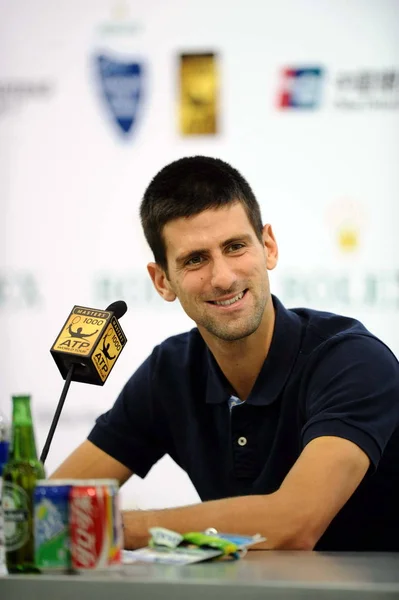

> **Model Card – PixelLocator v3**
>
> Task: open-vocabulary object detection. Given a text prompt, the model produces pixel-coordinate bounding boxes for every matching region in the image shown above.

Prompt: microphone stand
[40,363,75,465]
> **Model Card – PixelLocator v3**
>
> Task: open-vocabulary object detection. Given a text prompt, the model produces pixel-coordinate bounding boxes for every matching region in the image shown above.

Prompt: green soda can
[34,480,74,572]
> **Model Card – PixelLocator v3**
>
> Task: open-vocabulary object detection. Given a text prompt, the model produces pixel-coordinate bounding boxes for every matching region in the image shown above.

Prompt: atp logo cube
[50,305,127,385]
[277,67,324,109]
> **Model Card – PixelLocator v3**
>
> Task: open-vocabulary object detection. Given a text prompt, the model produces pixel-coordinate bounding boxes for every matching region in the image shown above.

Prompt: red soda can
[69,479,122,571]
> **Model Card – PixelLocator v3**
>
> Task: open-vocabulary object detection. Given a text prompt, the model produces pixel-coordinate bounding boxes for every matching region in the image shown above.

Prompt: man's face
[155,202,277,342]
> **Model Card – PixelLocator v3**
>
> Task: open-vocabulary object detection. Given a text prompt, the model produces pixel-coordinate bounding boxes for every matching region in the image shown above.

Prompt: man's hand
[122,436,369,550]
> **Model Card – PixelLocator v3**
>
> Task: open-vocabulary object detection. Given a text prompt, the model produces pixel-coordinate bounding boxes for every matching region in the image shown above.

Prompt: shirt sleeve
[301,334,399,469]
[88,349,166,478]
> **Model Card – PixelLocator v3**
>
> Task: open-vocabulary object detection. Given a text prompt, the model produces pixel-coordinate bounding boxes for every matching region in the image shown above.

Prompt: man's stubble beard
[197,292,268,342]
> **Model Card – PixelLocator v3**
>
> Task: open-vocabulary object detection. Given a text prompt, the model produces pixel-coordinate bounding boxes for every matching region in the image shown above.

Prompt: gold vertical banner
[179,53,218,135]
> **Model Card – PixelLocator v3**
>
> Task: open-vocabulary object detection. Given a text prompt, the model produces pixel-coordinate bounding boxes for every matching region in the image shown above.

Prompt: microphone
[41,301,128,464]
[104,300,127,320]
[50,301,128,386]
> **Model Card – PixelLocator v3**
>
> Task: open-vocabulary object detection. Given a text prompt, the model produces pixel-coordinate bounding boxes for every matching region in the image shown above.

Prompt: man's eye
[186,256,203,266]
[228,243,245,252]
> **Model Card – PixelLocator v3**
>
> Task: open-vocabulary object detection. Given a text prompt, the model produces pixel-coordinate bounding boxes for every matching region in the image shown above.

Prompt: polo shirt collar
[205,295,303,405]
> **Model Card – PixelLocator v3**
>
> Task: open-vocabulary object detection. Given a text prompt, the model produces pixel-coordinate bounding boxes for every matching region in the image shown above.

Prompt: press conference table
[2,551,399,599]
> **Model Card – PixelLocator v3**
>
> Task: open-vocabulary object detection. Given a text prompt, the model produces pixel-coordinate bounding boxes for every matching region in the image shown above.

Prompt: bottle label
[3,482,30,551]
[0,478,5,568]
[0,440,9,466]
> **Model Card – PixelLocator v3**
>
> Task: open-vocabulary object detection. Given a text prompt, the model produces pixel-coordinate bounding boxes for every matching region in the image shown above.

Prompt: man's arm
[50,440,133,485]
[122,435,369,550]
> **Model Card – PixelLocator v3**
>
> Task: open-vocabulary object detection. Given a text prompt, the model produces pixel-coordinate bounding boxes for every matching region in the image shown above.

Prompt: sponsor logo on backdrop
[277,199,399,311]
[0,80,53,118]
[279,269,399,311]
[96,2,143,36]
[335,69,399,110]
[276,66,399,111]
[325,198,366,254]
[96,55,144,135]
[92,4,146,138]
[0,271,42,309]
[277,67,324,109]
[179,53,219,135]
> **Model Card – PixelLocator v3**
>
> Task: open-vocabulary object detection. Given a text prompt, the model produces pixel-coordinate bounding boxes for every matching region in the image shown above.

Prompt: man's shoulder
[288,303,381,351]
[283,303,399,384]
[259,298,398,409]
[274,299,397,379]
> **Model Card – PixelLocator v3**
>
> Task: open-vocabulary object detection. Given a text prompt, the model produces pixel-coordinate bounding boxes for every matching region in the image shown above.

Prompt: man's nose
[210,256,237,291]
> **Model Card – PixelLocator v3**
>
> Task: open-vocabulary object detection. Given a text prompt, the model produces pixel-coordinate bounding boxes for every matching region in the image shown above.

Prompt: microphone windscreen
[105,300,128,320]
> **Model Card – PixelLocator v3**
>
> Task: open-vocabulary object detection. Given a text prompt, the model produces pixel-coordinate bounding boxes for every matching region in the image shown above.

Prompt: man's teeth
[214,291,244,306]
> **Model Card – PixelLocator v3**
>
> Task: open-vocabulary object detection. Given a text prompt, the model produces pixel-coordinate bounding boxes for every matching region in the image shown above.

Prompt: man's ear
[262,224,278,270]
[147,262,176,302]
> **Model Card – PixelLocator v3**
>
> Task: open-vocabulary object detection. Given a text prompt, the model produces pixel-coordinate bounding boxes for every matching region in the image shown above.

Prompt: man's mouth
[208,290,247,306]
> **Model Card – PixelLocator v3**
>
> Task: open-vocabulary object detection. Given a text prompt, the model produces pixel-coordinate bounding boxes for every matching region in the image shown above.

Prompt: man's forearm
[122,492,316,551]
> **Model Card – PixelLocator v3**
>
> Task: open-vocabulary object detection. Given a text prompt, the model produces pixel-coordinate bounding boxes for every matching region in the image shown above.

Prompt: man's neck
[201,301,276,401]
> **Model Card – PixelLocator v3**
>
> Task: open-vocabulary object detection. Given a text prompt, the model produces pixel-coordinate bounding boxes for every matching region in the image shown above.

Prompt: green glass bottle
[2,395,45,573]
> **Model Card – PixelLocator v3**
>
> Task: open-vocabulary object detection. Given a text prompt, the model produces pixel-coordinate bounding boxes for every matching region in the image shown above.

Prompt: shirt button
[238,436,247,446]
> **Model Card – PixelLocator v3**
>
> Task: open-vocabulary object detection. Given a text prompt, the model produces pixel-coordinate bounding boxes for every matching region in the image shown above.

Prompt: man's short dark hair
[140,156,264,273]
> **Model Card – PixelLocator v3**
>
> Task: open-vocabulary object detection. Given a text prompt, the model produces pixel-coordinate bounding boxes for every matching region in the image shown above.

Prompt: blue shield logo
[96,54,143,136]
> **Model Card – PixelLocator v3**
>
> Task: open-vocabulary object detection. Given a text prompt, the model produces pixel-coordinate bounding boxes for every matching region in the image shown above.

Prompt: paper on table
[123,546,222,565]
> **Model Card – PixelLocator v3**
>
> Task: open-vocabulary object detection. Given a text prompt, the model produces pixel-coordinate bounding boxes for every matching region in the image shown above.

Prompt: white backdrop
[1,0,398,509]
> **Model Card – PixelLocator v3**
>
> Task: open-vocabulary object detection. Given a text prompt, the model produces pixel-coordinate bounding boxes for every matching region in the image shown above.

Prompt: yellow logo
[179,53,218,135]
[52,308,108,356]
[326,198,366,255]
[92,320,124,382]
[337,227,358,253]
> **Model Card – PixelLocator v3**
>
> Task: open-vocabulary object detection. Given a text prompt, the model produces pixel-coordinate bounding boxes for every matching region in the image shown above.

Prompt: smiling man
[52,156,399,551]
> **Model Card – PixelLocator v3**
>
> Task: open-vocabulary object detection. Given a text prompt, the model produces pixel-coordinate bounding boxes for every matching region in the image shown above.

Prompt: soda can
[69,479,122,571]
[99,479,123,566]
[34,480,75,572]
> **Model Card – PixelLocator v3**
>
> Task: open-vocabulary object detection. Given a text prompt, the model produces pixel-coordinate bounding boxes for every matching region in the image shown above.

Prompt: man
[52,156,399,551]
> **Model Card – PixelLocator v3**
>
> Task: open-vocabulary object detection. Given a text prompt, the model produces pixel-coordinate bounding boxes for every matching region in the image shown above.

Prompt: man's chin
[204,321,260,343]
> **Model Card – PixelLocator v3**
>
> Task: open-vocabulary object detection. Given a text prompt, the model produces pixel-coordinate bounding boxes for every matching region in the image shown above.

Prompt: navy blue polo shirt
[88,296,399,551]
